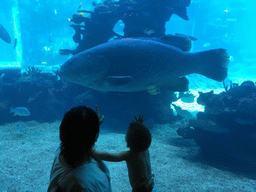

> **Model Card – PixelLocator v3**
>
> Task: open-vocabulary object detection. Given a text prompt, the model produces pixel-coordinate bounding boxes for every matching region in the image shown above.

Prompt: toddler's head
[125,121,152,152]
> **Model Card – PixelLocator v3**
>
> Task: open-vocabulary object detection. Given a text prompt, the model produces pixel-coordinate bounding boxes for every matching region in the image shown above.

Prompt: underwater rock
[240,80,255,87]
[0,68,176,126]
[172,104,195,120]
[177,80,256,165]
[176,126,195,139]
[0,69,21,84]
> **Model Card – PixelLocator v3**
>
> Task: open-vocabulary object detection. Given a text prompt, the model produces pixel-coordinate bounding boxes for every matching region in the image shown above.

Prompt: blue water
[0,0,256,191]
[1,0,255,81]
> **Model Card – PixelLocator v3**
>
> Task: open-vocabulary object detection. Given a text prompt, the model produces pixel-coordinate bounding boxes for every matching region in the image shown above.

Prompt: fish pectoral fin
[166,77,189,92]
[106,76,132,86]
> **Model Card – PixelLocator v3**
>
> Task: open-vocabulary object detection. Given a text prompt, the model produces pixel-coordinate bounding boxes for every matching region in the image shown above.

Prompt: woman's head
[59,106,99,167]
[125,122,152,152]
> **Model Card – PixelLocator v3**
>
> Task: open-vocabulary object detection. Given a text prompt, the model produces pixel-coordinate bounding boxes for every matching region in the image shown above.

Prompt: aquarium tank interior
[1,0,256,191]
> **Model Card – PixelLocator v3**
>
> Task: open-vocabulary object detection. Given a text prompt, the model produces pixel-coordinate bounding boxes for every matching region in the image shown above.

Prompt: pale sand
[0,121,255,191]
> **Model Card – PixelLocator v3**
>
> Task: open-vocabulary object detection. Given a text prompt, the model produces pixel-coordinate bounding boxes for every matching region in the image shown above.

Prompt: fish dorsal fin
[106,76,132,86]
[115,34,196,51]
[158,34,194,51]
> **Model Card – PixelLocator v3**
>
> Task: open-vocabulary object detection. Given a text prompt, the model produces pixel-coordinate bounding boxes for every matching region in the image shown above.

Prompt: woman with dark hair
[47,106,111,192]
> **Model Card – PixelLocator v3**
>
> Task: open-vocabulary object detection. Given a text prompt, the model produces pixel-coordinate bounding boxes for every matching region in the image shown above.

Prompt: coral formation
[177,81,256,164]
[0,69,177,127]
[60,0,191,55]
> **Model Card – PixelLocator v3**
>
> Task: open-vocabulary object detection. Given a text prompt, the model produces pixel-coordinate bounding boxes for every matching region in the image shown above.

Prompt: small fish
[144,29,155,36]
[79,2,82,9]
[203,43,211,48]
[226,18,237,22]
[10,107,31,116]
[0,24,11,44]
[13,38,17,49]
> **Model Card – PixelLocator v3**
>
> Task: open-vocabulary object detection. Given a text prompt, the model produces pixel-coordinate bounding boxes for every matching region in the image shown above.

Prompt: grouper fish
[57,38,229,93]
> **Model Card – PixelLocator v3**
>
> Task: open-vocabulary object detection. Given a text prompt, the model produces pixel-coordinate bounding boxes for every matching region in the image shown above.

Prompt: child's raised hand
[96,105,104,126]
[133,114,145,123]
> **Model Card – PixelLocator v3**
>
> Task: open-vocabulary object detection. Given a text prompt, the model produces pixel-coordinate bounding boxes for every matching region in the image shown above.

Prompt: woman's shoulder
[92,157,111,174]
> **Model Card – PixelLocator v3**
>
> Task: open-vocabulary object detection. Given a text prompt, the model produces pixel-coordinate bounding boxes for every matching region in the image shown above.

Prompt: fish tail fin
[10,107,16,116]
[195,49,229,82]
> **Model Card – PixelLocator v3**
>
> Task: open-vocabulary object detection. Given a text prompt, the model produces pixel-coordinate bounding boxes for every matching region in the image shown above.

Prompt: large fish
[57,38,229,93]
[0,24,11,44]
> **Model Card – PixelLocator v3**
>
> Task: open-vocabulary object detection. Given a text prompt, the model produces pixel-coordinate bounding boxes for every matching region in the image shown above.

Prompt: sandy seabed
[0,121,256,192]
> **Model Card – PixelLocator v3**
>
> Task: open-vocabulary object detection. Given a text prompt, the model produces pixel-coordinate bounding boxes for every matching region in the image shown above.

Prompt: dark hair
[126,122,152,152]
[59,106,99,167]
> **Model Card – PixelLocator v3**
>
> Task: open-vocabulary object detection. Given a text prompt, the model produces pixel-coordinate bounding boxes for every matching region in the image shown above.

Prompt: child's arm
[92,150,130,162]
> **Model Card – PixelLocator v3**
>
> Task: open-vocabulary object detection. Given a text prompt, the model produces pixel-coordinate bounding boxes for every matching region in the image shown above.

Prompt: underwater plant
[222,79,238,92]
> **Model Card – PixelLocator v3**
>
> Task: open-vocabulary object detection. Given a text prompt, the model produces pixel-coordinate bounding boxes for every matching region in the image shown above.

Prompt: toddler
[92,115,156,192]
